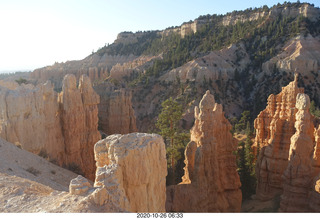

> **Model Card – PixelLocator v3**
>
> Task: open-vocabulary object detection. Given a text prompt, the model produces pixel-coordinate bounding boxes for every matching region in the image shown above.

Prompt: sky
[0,0,319,73]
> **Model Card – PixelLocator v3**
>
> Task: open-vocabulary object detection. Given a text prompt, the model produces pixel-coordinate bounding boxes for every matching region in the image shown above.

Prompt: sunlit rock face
[166,90,241,212]
[58,74,100,180]
[0,74,100,181]
[87,133,167,212]
[279,93,315,212]
[254,75,304,201]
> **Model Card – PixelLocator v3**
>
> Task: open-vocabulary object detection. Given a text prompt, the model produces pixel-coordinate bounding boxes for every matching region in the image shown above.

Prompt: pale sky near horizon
[0,0,319,73]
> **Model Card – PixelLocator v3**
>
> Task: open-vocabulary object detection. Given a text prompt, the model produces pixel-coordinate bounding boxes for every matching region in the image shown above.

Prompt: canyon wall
[0,81,65,162]
[69,133,167,212]
[254,74,304,200]
[94,82,137,135]
[166,90,241,212]
[29,54,137,89]
[0,74,100,181]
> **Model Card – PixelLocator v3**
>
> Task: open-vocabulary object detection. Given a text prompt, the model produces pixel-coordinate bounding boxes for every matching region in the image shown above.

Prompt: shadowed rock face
[309,174,320,212]
[279,93,315,212]
[94,82,137,135]
[166,90,241,212]
[0,74,100,181]
[254,74,305,201]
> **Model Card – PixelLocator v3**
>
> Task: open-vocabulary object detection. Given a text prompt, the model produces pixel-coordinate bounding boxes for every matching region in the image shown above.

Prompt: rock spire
[166,90,241,212]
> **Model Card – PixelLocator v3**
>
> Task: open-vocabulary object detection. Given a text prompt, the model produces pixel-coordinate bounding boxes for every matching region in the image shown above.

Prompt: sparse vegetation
[15,77,29,85]
[38,149,49,159]
[25,167,41,176]
[310,100,320,118]
[64,162,84,176]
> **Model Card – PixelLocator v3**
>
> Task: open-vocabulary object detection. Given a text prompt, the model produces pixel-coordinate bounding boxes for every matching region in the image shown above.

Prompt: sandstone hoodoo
[166,90,242,212]
[0,74,100,181]
[68,133,167,212]
[254,74,304,201]
[279,93,315,212]
[59,74,101,181]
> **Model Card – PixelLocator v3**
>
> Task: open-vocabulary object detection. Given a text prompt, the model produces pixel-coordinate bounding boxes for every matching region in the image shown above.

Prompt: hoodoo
[0,74,101,181]
[68,133,167,212]
[279,93,315,212]
[254,74,304,200]
[166,90,241,212]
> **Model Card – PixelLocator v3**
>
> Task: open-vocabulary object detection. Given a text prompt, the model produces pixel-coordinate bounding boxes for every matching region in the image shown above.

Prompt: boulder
[91,133,167,212]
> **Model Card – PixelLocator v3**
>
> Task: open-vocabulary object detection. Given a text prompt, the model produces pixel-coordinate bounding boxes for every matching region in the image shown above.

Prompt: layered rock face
[94,83,137,135]
[0,81,65,162]
[109,56,158,81]
[279,93,315,212]
[263,35,320,76]
[166,91,241,212]
[69,133,167,212]
[29,54,137,89]
[0,74,100,180]
[254,74,304,200]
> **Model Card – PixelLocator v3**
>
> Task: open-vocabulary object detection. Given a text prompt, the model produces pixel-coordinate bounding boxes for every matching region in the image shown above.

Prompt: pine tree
[156,97,189,184]
[237,121,257,200]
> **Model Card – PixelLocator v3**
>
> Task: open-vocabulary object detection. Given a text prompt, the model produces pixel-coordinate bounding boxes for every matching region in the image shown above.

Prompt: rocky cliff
[0,74,101,180]
[262,35,320,77]
[254,74,304,200]
[166,91,241,212]
[279,93,315,212]
[94,82,137,135]
[29,54,137,89]
[0,81,65,163]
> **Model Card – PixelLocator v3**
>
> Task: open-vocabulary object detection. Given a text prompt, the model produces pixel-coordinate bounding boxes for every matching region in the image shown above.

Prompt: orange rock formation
[312,126,320,176]
[68,133,167,212]
[0,74,100,181]
[58,74,101,180]
[166,90,241,212]
[254,74,304,200]
[279,93,315,212]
